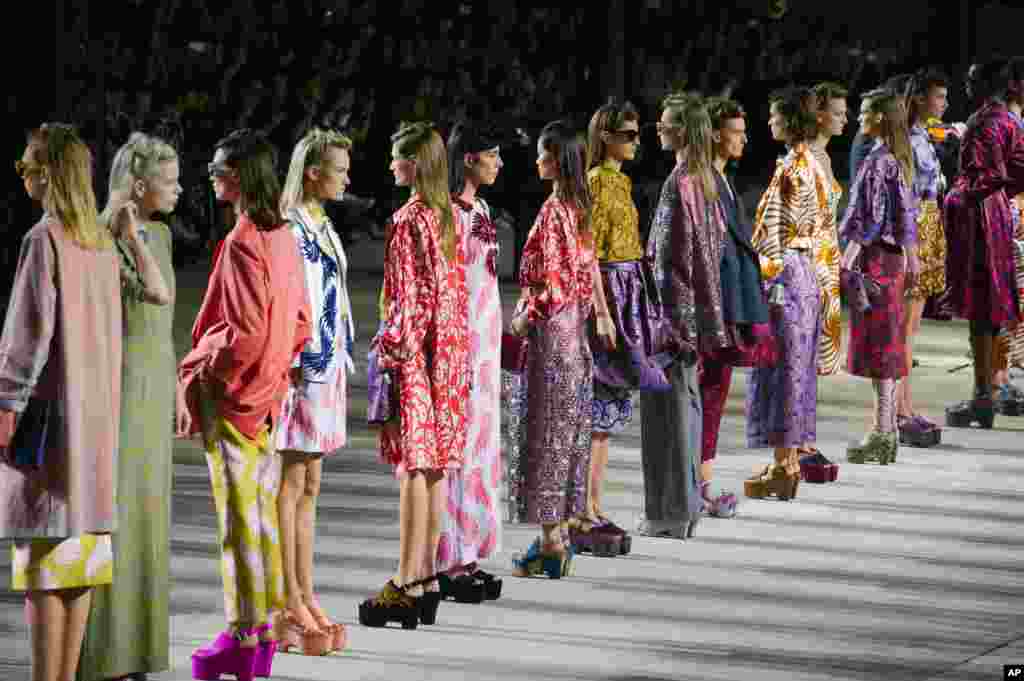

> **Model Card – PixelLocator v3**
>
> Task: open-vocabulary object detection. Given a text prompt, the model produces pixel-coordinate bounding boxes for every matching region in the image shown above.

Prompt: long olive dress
[77,222,175,680]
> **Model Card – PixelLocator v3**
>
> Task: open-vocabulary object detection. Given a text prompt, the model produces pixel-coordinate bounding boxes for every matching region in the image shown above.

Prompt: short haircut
[812,82,849,109]
[705,96,746,130]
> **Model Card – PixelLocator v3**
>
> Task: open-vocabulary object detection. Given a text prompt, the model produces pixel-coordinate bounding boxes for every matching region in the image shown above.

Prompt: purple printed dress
[840,143,917,379]
[944,100,1024,327]
[437,196,502,570]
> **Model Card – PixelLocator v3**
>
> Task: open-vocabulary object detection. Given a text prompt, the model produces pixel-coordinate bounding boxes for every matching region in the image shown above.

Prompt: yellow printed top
[587,162,643,262]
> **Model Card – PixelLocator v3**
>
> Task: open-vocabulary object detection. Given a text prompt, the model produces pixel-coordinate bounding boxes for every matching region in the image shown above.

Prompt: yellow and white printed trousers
[201,397,284,626]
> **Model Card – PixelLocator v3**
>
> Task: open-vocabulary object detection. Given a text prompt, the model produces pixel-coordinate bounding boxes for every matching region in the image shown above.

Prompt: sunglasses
[606,129,641,142]
[655,122,679,132]
[14,160,42,178]
[207,162,234,178]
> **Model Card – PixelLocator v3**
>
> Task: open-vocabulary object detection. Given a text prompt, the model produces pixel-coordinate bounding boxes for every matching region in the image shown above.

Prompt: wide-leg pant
[640,361,703,528]
[699,355,733,463]
[202,397,284,626]
[524,302,593,525]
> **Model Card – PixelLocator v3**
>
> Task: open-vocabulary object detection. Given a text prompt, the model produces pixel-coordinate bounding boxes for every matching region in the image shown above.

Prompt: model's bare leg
[587,433,609,520]
[298,457,327,620]
[397,471,430,595]
[899,298,925,417]
[419,471,445,585]
[27,590,66,681]
[58,587,92,681]
[278,453,318,630]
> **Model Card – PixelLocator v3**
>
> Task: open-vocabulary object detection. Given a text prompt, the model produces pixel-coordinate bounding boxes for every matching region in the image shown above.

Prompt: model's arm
[0,231,58,446]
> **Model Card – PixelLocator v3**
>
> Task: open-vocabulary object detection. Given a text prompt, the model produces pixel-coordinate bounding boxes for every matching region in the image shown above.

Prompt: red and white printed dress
[377,195,472,473]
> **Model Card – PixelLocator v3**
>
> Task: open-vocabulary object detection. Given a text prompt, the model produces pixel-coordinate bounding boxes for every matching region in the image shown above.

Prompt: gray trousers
[640,361,703,527]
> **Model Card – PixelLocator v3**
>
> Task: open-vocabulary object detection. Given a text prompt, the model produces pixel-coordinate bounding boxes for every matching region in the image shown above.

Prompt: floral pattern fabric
[12,534,113,590]
[841,144,917,248]
[438,196,502,570]
[944,100,1024,326]
[588,163,643,262]
[809,145,843,376]
[519,196,595,323]
[646,163,729,356]
[378,196,471,472]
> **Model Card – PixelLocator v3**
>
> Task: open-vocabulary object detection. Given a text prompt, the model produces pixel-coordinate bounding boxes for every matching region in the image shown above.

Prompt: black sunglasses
[605,129,641,142]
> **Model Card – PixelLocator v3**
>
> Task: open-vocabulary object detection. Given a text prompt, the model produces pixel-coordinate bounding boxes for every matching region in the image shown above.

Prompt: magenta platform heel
[191,628,258,681]
[254,623,277,678]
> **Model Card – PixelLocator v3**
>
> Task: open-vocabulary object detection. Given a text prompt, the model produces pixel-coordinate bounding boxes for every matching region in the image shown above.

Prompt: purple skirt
[746,251,821,449]
[590,260,669,392]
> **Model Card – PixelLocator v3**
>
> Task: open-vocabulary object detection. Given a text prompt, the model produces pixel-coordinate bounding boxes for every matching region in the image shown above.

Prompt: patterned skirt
[12,534,113,590]
[524,302,593,524]
[846,244,907,379]
[747,251,821,449]
[906,199,947,300]
[274,364,347,455]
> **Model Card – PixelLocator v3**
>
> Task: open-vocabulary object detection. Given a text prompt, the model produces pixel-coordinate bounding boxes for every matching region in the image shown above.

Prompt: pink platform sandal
[191,628,258,681]
[310,598,347,652]
[253,623,278,678]
[275,608,331,656]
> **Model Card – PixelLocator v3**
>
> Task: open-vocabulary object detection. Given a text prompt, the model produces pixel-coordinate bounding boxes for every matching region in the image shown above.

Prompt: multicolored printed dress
[809,145,843,376]
[747,144,831,450]
[438,195,502,570]
[944,100,1024,327]
[377,195,471,473]
[907,124,947,299]
[518,195,595,524]
[274,205,354,455]
[840,143,917,379]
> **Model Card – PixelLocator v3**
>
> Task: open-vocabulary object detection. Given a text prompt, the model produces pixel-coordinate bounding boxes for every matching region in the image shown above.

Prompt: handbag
[501,331,529,373]
[10,398,51,468]
[840,268,883,314]
[728,322,780,368]
[366,347,396,425]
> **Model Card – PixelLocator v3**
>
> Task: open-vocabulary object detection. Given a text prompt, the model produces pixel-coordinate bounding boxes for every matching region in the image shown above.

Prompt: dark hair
[447,120,501,195]
[906,68,950,125]
[539,119,591,235]
[768,86,818,143]
[586,98,640,167]
[812,82,849,110]
[1004,57,1024,102]
[705,96,746,130]
[214,128,283,230]
[882,73,914,96]
[967,59,1012,103]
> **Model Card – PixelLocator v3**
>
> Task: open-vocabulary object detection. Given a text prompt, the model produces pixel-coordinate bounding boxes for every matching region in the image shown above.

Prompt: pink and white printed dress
[274,206,354,456]
[437,195,503,571]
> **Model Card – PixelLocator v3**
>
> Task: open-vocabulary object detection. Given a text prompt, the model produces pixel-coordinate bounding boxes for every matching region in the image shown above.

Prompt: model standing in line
[640,93,728,537]
[437,120,505,601]
[899,69,951,443]
[841,88,921,464]
[698,96,770,518]
[809,82,846,381]
[510,119,615,575]
[999,58,1024,392]
[745,87,831,501]
[359,122,471,626]
[179,129,312,680]
[274,128,356,653]
[943,60,1024,430]
[78,133,178,681]
[0,124,122,681]
[575,99,656,554]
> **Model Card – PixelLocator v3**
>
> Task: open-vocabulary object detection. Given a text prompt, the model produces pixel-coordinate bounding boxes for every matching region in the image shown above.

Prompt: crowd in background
[3,0,960,289]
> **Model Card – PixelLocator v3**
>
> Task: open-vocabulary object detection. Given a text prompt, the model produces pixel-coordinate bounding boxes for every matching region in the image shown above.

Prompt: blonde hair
[100,132,178,228]
[863,88,916,190]
[280,128,353,217]
[661,93,718,200]
[391,122,456,261]
[28,123,111,250]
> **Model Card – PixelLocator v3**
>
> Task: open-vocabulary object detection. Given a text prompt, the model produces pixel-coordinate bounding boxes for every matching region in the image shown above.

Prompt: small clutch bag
[840,269,882,314]
[501,331,529,373]
[366,347,396,425]
[11,398,51,468]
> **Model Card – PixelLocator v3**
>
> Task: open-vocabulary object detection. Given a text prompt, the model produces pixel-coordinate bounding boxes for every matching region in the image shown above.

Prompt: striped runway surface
[1,271,1022,681]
